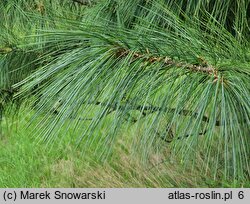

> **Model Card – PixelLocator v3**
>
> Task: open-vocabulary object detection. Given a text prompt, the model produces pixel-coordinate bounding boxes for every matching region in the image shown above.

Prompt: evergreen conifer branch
[115,47,218,76]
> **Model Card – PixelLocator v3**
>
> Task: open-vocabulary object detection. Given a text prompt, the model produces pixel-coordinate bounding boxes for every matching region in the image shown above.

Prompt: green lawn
[0,107,248,188]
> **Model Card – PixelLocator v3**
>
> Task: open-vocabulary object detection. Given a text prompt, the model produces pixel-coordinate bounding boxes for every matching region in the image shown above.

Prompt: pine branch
[91,101,222,126]
[47,99,221,126]
[115,47,218,77]
[158,129,208,143]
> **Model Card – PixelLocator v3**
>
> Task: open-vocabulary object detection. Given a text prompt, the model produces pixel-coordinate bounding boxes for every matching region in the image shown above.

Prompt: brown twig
[115,47,218,78]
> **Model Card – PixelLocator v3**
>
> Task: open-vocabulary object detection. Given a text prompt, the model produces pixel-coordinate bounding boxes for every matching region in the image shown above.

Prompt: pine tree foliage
[1,0,250,180]
[0,0,86,109]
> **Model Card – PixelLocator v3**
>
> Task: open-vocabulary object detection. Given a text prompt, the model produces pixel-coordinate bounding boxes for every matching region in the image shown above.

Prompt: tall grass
[0,106,249,187]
